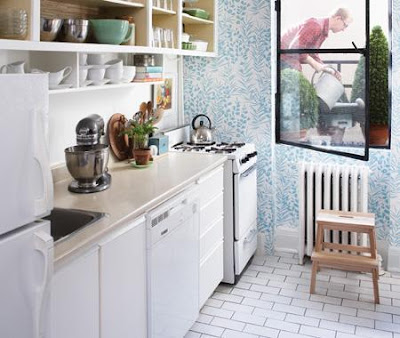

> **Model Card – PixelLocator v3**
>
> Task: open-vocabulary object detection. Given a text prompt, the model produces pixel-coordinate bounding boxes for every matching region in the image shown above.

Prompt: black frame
[374,0,392,150]
[275,0,371,161]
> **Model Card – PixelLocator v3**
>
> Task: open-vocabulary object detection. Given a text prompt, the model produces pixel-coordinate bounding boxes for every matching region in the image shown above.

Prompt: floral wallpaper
[184,0,399,252]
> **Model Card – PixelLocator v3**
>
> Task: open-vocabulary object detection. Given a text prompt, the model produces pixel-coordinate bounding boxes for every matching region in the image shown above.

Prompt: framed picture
[152,74,176,114]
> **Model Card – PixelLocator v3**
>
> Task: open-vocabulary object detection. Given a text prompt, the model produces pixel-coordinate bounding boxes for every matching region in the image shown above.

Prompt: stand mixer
[65,114,111,193]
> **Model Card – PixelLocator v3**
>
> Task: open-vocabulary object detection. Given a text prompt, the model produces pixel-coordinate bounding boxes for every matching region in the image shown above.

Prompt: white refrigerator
[0,74,54,338]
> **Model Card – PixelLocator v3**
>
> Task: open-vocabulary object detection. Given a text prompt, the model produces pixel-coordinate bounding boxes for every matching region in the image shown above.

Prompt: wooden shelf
[182,13,214,25]
[49,81,164,95]
[152,6,176,15]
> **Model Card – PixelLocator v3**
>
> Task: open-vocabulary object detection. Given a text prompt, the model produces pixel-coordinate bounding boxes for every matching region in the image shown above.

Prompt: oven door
[233,164,257,241]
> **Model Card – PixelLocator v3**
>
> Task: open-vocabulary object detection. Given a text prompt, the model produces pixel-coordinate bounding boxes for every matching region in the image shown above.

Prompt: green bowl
[90,19,132,45]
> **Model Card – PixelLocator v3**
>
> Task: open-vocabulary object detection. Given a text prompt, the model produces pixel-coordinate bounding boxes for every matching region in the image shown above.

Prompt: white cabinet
[51,247,100,338]
[197,165,224,308]
[99,217,147,338]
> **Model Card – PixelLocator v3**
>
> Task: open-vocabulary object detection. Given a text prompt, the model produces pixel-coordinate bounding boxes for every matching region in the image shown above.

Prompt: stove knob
[248,151,257,158]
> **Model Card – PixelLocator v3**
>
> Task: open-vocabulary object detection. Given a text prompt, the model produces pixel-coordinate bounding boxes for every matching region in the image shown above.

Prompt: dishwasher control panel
[146,190,198,248]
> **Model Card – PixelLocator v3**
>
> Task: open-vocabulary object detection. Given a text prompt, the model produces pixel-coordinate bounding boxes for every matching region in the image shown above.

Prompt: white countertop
[52,152,227,266]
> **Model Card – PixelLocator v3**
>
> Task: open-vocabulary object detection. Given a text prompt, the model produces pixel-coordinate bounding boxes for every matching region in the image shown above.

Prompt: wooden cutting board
[108,113,130,161]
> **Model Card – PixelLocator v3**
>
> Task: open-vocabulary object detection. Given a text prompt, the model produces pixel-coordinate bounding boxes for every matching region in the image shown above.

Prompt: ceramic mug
[105,59,123,82]
[31,66,72,86]
[122,66,136,82]
[0,61,25,74]
[150,145,158,157]
[105,67,123,82]
[88,66,106,81]
[79,66,89,83]
[48,67,72,86]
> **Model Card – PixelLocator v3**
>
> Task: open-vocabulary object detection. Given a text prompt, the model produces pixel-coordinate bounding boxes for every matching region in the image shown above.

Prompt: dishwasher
[146,190,199,338]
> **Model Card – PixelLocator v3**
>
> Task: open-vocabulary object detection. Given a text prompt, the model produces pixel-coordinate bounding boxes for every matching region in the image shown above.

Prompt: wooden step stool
[310,210,379,304]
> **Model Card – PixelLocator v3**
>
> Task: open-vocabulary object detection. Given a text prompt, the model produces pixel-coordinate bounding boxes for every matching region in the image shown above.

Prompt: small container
[61,19,89,43]
[191,40,208,52]
[0,8,28,40]
[181,32,190,42]
[134,54,155,67]
[182,8,210,20]
[149,135,169,155]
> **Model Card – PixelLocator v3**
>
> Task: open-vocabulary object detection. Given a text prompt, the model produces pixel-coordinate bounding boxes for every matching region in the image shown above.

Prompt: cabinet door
[99,217,146,338]
[52,248,100,338]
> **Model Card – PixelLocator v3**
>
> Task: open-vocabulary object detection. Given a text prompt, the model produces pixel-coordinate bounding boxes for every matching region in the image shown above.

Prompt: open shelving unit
[0,0,217,95]
[0,0,218,56]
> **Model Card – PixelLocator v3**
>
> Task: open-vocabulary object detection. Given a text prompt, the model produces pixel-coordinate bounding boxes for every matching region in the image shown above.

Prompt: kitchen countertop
[53,152,227,267]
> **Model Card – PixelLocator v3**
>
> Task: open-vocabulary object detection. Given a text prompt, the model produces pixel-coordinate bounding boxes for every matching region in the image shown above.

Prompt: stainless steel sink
[44,208,106,242]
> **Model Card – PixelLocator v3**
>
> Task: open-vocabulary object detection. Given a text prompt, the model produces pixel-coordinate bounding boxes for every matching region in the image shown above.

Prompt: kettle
[190,114,214,144]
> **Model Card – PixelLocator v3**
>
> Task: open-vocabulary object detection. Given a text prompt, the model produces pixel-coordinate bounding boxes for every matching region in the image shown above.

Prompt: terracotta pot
[369,124,388,146]
[280,129,307,142]
[133,148,151,165]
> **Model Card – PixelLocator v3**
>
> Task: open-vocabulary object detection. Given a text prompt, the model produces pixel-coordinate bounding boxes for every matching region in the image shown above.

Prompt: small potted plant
[122,119,157,165]
[351,25,389,146]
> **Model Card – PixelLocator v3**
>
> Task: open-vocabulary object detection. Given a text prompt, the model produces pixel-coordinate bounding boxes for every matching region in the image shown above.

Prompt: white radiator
[298,162,369,264]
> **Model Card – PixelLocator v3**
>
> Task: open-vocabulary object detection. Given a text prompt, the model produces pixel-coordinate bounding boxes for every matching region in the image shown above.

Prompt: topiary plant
[280,68,319,131]
[351,25,389,125]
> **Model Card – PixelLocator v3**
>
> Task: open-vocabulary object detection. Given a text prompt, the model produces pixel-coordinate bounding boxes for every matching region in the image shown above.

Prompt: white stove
[172,142,258,174]
[167,130,258,284]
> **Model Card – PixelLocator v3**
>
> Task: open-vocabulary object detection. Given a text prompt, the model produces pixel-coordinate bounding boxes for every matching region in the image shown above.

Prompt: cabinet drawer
[197,166,224,205]
[200,192,223,235]
[199,241,224,308]
[200,217,223,261]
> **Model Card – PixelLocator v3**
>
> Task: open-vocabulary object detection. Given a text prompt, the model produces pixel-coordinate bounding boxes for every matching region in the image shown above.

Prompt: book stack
[133,66,163,82]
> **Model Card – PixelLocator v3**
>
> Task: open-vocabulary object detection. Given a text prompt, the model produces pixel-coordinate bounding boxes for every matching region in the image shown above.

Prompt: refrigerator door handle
[33,108,54,216]
[34,230,54,338]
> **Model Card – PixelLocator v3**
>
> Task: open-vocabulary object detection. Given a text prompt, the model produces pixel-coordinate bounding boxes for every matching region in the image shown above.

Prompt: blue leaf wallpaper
[183,0,399,253]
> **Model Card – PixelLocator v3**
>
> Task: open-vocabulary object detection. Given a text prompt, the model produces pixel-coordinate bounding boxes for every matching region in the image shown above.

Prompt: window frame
[275,0,372,160]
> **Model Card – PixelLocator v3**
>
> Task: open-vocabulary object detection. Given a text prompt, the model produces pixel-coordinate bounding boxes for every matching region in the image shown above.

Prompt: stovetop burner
[172,141,250,156]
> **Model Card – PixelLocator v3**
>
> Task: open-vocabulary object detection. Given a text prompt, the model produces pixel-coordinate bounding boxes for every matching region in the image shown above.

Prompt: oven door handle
[240,164,257,178]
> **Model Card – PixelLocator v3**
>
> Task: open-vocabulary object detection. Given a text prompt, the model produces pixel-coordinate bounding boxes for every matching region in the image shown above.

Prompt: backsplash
[184,0,274,252]
[184,0,400,252]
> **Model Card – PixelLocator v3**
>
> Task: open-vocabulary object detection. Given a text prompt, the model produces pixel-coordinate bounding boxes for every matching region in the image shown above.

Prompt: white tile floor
[186,253,400,338]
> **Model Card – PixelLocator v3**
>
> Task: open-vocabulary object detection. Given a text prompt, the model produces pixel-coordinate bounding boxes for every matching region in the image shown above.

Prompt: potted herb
[351,25,389,145]
[122,119,157,165]
[280,68,319,140]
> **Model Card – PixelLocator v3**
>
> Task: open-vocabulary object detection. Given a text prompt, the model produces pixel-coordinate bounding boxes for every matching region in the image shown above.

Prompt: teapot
[190,114,214,145]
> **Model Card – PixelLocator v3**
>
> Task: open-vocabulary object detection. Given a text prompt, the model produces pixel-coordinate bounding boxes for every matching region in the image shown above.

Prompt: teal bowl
[90,19,132,45]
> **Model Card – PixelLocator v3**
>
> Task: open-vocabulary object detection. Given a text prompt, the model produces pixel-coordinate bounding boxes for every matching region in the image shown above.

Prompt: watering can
[311,66,345,111]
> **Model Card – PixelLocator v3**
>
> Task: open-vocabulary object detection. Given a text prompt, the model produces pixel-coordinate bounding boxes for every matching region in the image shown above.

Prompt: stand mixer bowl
[65,144,109,188]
